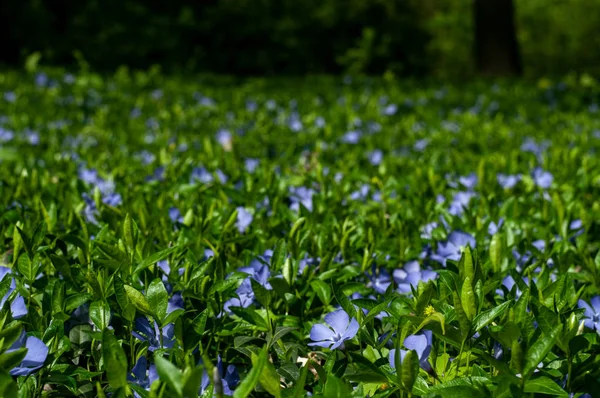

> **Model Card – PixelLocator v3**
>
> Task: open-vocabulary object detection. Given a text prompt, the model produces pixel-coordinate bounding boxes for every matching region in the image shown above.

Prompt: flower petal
[591,296,600,312]
[310,324,335,342]
[404,334,428,360]
[324,309,349,335]
[341,317,359,341]
[21,337,48,368]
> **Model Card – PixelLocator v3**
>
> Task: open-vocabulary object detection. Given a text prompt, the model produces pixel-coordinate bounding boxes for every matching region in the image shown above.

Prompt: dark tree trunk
[474,0,522,76]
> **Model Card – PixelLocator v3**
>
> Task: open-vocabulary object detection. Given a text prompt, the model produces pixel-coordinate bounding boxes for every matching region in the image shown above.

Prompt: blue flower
[532,167,553,189]
[309,309,359,350]
[431,231,476,266]
[570,219,584,238]
[341,131,361,144]
[367,266,392,294]
[144,163,163,180]
[0,127,14,142]
[458,173,478,190]
[216,130,232,150]
[128,356,158,396]
[132,317,176,352]
[0,267,27,319]
[368,150,383,166]
[8,331,48,376]
[289,186,315,212]
[488,218,504,235]
[200,356,239,396]
[349,184,370,202]
[244,158,259,173]
[420,222,439,239]
[4,91,16,103]
[169,207,185,224]
[496,275,530,299]
[393,261,437,294]
[383,104,398,116]
[448,191,476,216]
[389,330,433,372]
[497,173,521,189]
[236,207,253,234]
[190,167,214,184]
[578,296,600,330]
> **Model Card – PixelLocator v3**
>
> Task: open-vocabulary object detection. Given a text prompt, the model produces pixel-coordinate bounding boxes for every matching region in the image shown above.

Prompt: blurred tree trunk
[474,0,522,76]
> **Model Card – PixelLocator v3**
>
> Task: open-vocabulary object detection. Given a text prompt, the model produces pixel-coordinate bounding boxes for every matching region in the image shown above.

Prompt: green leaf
[292,362,309,398]
[0,348,27,371]
[17,253,38,282]
[49,254,74,284]
[229,307,268,331]
[182,365,204,398]
[233,346,267,398]
[0,371,18,397]
[268,327,297,347]
[524,376,568,397]
[461,246,474,281]
[472,300,512,332]
[332,283,356,318]
[133,246,178,274]
[147,278,168,325]
[310,280,331,305]
[461,277,476,321]
[489,234,502,273]
[253,350,281,398]
[102,329,128,390]
[52,280,65,316]
[90,301,111,330]
[250,278,272,309]
[154,355,183,396]
[524,325,560,377]
[401,350,419,393]
[31,221,47,249]
[123,213,136,254]
[270,239,288,271]
[323,373,351,397]
[124,285,152,315]
[0,324,24,352]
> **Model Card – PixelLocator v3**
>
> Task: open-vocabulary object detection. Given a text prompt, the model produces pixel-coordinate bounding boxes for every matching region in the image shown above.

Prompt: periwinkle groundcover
[0,69,597,397]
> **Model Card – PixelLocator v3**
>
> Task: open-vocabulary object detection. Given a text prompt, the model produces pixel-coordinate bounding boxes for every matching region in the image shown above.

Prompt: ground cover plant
[0,68,599,397]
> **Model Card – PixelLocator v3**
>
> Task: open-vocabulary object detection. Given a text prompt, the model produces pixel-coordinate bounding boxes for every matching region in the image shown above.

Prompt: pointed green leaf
[147,278,168,325]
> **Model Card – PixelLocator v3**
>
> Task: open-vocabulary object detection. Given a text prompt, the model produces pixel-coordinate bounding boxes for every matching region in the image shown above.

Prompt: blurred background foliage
[1,0,599,78]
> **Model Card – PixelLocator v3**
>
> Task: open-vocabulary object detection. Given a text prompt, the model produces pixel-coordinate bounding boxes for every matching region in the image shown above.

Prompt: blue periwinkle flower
[389,330,433,372]
[4,91,16,103]
[431,231,476,266]
[368,149,383,166]
[393,261,437,294]
[497,173,521,189]
[190,167,214,184]
[200,356,239,396]
[0,267,27,319]
[8,332,48,376]
[532,167,553,189]
[236,207,253,233]
[341,131,361,144]
[488,218,504,235]
[309,309,359,350]
[132,317,176,352]
[169,207,184,224]
[128,356,158,396]
[383,104,398,116]
[289,186,315,212]
[448,191,476,216]
[244,158,259,173]
[578,296,600,330]
[367,266,392,294]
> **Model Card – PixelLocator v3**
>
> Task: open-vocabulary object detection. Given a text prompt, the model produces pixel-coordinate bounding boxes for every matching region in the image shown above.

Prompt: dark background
[1,0,599,78]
